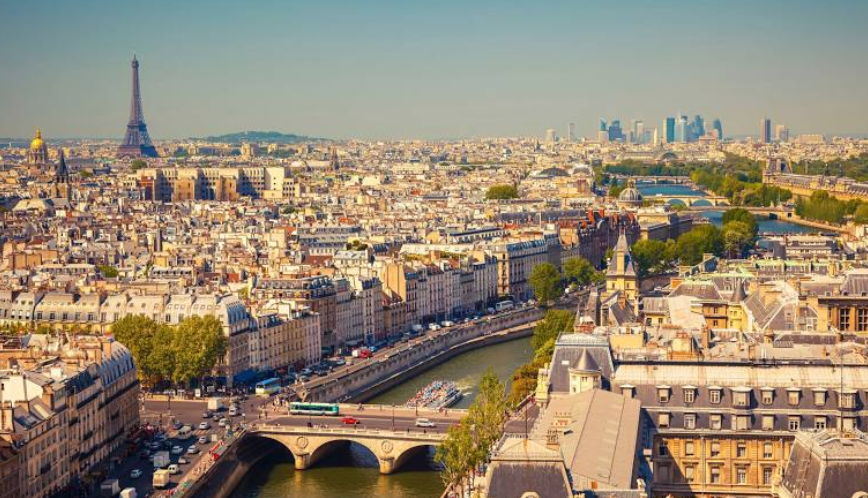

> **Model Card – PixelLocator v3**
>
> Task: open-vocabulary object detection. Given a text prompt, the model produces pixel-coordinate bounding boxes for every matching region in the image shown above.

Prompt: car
[172,421,183,430]
[130,468,143,479]
[415,418,437,428]
[218,418,229,427]
[171,446,184,455]
[341,416,360,426]
[198,436,208,445]
[187,445,199,454]
[178,457,188,465]
[198,422,210,430]
[202,411,213,418]
[155,433,167,441]
[301,368,313,376]
[148,441,161,450]
[168,464,180,474]
[334,358,346,366]
[299,375,311,382]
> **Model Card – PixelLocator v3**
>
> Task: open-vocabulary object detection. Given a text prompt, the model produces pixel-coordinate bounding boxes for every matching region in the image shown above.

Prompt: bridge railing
[337,403,469,415]
[251,423,447,440]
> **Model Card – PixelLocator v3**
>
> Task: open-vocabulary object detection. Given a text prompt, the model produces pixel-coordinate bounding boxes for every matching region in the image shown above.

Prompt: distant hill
[196,131,329,144]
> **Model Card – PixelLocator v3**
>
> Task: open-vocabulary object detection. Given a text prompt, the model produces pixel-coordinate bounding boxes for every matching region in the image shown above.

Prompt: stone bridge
[248,423,448,474]
[646,194,730,207]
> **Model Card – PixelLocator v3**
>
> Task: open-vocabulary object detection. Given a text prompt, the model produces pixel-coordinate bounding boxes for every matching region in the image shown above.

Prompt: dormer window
[813,389,827,406]
[761,387,775,406]
[709,387,723,404]
[621,385,635,398]
[733,387,751,407]
[683,386,696,404]
[787,388,801,406]
[657,386,671,403]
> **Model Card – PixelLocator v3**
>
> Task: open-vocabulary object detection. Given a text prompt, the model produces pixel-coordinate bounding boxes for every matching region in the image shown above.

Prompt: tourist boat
[406,380,463,409]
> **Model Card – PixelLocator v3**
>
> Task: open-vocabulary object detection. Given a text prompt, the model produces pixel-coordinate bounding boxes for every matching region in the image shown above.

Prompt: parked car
[202,411,213,418]
[198,422,210,430]
[218,418,229,427]
[171,446,183,455]
[187,445,199,454]
[198,436,208,444]
[341,416,360,426]
[178,457,188,465]
[130,469,143,479]
[168,464,180,475]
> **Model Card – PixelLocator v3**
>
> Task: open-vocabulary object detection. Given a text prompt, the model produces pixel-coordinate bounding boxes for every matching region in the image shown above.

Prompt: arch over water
[392,443,439,472]
[667,198,687,207]
[691,199,713,207]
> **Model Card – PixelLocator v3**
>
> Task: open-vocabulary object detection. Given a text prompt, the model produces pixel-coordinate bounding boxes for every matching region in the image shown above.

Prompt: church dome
[618,179,642,203]
[30,128,45,151]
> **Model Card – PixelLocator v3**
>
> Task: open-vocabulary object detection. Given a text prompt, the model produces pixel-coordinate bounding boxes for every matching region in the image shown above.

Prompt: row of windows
[657,411,856,431]
[657,462,777,486]
[651,386,855,408]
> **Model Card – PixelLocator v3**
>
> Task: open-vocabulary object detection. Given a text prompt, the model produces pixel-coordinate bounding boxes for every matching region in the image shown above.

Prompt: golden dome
[30,128,45,151]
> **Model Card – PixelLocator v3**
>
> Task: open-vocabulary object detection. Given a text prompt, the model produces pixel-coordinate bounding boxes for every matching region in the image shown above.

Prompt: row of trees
[506,309,574,406]
[527,257,603,306]
[111,314,228,387]
[794,191,868,225]
[435,370,508,495]
[630,210,760,277]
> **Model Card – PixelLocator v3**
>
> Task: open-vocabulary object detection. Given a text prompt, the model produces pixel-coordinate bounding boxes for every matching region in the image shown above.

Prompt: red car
[341,416,360,425]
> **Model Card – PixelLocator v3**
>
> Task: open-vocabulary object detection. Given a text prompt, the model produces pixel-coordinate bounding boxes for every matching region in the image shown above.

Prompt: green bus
[289,402,340,416]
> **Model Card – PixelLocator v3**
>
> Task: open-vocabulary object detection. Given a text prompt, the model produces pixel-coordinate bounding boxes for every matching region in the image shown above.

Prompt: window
[684,413,696,430]
[685,465,695,483]
[788,416,801,431]
[659,412,670,428]
[621,386,634,398]
[763,466,774,485]
[711,414,722,431]
[710,389,722,404]
[736,415,751,431]
[685,441,695,456]
[658,442,668,457]
[788,390,801,406]
[840,308,851,330]
[858,308,868,332]
[840,392,856,409]
[815,416,827,430]
[658,388,670,403]
[734,390,749,407]
[761,389,774,405]
[710,440,721,457]
[656,464,670,483]
[843,417,857,431]
[684,388,695,403]
[737,442,747,458]
[814,390,827,406]
[764,442,774,458]
[710,465,722,484]
[737,466,748,484]
[763,415,775,431]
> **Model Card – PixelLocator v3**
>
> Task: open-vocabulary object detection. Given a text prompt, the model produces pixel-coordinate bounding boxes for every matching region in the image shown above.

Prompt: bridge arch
[390,442,439,473]
[667,198,688,207]
[691,198,713,207]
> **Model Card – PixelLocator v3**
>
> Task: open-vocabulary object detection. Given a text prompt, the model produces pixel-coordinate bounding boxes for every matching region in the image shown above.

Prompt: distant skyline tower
[760,117,772,144]
[545,128,557,144]
[567,122,575,143]
[712,118,724,140]
[117,56,158,159]
[674,115,688,143]
[664,117,676,143]
[775,124,789,143]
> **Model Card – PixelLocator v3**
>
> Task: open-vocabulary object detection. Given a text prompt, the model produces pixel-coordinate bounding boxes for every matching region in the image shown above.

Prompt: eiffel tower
[117,56,158,158]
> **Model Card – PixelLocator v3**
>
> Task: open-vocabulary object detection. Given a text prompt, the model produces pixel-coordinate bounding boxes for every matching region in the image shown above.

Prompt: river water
[635,182,817,234]
[230,337,533,498]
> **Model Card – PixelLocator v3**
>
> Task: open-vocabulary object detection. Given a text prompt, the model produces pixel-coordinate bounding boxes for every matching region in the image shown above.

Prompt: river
[230,337,533,498]
[635,182,818,234]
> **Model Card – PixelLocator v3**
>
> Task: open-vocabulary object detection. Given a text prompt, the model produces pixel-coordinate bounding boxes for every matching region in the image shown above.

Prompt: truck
[207,397,225,411]
[153,469,172,489]
[100,479,120,497]
[351,347,372,359]
[120,488,138,498]
[152,450,170,469]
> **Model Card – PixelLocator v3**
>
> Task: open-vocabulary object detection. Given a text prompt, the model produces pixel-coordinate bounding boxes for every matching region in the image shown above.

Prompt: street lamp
[391,404,395,431]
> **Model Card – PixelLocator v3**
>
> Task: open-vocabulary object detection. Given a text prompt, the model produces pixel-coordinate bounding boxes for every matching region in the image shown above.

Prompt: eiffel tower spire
[117,56,158,159]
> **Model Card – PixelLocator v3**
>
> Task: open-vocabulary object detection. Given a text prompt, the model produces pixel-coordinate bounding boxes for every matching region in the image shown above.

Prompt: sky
[1,0,867,140]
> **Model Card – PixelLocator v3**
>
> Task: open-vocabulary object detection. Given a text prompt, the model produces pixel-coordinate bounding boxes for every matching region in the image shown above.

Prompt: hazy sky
[1,0,866,140]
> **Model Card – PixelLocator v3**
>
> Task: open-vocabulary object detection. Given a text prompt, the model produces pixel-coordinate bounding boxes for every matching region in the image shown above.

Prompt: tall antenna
[117,56,158,158]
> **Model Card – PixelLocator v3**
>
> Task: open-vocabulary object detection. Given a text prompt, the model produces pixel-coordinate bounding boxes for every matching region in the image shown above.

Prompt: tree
[854,204,868,224]
[130,159,147,171]
[722,221,755,258]
[469,369,508,456]
[171,316,227,385]
[484,184,519,200]
[98,264,119,278]
[532,309,575,351]
[676,225,723,265]
[528,263,563,305]
[563,257,603,287]
[436,422,475,495]
[722,208,759,237]
[631,239,675,277]
[112,315,162,385]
